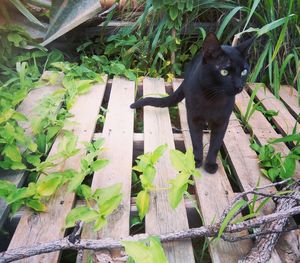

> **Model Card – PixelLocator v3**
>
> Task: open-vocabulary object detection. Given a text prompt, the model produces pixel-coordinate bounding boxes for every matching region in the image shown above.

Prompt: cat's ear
[202,32,223,62]
[236,35,256,57]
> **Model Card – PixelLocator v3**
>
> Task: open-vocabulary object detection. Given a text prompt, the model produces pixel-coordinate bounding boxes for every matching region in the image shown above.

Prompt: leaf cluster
[66,183,122,231]
[168,148,200,209]
[133,144,167,220]
[251,133,300,182]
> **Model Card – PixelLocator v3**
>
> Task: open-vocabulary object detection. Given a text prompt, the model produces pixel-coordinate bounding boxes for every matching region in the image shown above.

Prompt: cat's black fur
[130,32,255,174]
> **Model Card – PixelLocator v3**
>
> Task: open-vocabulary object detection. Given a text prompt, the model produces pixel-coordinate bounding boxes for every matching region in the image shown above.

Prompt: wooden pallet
[2,78,300,262]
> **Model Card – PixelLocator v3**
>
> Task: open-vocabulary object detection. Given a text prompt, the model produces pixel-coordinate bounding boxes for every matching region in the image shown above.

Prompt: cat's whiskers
[205,89,225,102]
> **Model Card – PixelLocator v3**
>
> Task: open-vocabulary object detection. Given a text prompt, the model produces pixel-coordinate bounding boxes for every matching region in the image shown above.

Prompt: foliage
[168,148,200,208]
[0,136,108,215]
[66,183,122,231]
[122,236,168,263]
[133,144,167,220]
[251,133,300,182]
[77,1,235,78]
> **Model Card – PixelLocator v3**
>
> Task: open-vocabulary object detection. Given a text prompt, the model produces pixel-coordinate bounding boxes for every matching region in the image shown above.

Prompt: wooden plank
[82,77,135,261]
[247,83,299,135]
[279,85,300,118]
[173,79,251,263]
[235,90,300,179]
[224,114,283,262]
[7,76,108,263]
[0,73,63,228]
[235,90,300,261]
[143,78,195,263]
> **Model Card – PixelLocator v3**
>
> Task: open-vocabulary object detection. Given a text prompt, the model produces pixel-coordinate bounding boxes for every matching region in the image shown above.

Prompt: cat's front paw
[204,162,218,174]
[195,158,203,168]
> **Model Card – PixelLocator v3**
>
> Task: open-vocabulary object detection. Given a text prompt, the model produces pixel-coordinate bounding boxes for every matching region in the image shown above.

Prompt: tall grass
[218,0,299,102]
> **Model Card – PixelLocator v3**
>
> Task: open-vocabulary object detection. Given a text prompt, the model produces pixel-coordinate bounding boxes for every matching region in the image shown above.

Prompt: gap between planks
[278,85,300,119]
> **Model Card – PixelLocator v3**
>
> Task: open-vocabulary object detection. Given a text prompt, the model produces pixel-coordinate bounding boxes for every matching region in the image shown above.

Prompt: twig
[1,206,300,263]
[240,184,300,262]
[218,179,298,223]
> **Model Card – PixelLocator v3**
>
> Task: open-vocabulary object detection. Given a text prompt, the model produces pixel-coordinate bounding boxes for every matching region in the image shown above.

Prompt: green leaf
[7,33,24,47]
[26,199,46,212]
[98,194,122,217]
[169,149,186,172]
[150,144,167,164]
[78,185,92,200]
[93,215,107,231]
[280,156,296,179]
[67,172,85,192]
[169,6,178,21]
[122,241,150,263]
[91,159,109,172]
[270,134,300,144]
[37,173,63,196]
[136,190,150,220]
[217,199,247,240]
[93,183,122,206]
[0,180,17,198]
[217,6,244,39]
[26,154,41,166]
[3,144,22,162]
[12,112,28,121]
[76,80,93,94]
[185,148,196,172]
[147,237,168,263]
[0,109,15,124]
[168,173,189,209]
[122,236,167,263]
[243,0,261,30]
[6,183,37,204]
[65,206,99,228]
[10,0,46,28]
[257,15,295,36]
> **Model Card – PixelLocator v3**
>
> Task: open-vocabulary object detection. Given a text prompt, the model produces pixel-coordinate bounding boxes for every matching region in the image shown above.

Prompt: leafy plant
[0,134,108,215]
[168,148,200,209]
[250,132,300,182]
[133,144,167,220]
[122,236,168,263]
[65,183,122,231]
[67,138,108,192]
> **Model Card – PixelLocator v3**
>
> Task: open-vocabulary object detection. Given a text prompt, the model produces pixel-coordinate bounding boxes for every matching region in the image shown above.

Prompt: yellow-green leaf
[136,190,150,220]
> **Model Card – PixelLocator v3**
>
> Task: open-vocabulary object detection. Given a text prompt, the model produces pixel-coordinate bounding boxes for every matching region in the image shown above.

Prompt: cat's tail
[130,85,185,109]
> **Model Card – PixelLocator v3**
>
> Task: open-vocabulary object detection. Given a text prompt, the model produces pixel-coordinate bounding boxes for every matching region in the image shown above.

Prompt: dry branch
[1,206,300,263]
[240,183,300,263]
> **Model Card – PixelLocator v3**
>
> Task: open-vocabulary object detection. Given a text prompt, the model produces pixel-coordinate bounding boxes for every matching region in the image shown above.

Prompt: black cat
[131,32,255,174]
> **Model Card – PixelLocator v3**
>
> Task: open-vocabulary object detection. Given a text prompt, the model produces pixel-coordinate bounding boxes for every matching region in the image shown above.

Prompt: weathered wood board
[82,77,135,262]
[247,83,299,135]
[144,78,195,263]
[7,76,108,263]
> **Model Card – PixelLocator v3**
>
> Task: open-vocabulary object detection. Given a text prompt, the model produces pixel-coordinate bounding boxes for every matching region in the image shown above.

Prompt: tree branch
[1,206,300,263]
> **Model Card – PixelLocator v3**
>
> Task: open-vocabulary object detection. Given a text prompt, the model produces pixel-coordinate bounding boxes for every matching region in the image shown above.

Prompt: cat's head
[201,32,255,96]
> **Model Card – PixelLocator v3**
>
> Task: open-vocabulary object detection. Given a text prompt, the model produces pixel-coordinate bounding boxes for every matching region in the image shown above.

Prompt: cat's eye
[241,69,248,76]
[220,69,229,76]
